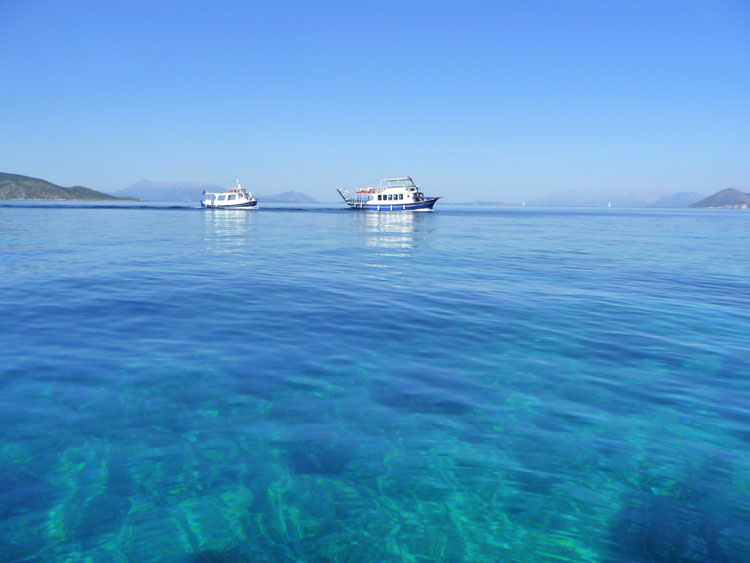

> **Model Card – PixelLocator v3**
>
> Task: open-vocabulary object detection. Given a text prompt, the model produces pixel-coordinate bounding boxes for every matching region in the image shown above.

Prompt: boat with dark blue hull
[337,177,440,211]
[201,180,257,209]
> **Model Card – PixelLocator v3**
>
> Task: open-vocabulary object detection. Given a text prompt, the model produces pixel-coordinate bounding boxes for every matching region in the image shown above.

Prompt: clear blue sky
[1,0,748,201]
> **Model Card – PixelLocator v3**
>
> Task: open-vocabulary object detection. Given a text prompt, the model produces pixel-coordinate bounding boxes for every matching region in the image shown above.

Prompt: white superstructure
[202,180,258,209]
[337,177,440,211]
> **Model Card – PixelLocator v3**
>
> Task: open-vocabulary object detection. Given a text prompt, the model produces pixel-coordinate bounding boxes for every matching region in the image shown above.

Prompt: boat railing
[337,188,353,202]
[380,177,417,189]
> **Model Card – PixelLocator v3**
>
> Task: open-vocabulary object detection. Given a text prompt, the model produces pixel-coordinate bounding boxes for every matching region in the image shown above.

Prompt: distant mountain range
[114,181,318,203]
[646,192,708,208]
[689,188,750,209]
[0,172,135,201]
[260,191,318,203]
[4,171,743,209]
[113,180,221,202]
[531,188,750,208]
[532,189,707,208]
[532,190,642,207]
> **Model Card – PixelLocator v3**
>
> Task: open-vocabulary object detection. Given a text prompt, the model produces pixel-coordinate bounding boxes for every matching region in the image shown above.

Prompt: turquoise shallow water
[0,203,748,561]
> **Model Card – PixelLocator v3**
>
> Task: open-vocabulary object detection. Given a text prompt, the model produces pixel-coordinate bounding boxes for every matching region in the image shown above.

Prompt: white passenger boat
[201,180,257,209]
[337,177,440,211]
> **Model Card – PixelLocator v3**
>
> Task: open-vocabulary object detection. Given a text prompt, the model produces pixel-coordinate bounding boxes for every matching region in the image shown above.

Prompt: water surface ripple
[1,204,748,561]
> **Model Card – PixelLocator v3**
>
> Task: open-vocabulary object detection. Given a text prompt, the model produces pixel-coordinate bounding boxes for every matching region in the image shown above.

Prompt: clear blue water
[1,202,748,561]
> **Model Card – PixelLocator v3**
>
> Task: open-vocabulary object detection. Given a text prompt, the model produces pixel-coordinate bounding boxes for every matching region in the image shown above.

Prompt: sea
[0,202,748,562]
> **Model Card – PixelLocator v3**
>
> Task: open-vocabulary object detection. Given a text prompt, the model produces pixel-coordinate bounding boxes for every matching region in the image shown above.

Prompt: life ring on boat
[368,188,375,193]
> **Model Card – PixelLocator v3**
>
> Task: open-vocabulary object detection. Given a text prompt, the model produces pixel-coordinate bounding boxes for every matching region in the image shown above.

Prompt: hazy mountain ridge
[115,180,318,203]
[646,192,707,208]
[114,180,224,202]
[0,172,135,201]
[260,191,318,203]
[4,172,740,208]
[533,190,650,207]
[532,189,707,208]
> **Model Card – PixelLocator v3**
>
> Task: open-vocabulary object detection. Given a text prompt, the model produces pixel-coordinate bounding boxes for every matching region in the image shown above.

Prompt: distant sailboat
[608,201,612,208]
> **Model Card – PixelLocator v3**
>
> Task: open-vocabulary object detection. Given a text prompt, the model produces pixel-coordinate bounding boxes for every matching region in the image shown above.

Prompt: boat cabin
[203,188,252,205]
[353,177,427,204]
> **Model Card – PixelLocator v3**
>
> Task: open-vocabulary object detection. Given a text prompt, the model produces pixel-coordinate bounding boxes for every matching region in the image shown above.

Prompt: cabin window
[218,195,226,201]
[377,194,382,201]
[228,194,237,201]
[399,194,404,200]
[388,194,392,201]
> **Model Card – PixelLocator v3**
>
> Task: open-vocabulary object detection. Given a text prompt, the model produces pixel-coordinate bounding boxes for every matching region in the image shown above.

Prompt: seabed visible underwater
[1,204,748,561]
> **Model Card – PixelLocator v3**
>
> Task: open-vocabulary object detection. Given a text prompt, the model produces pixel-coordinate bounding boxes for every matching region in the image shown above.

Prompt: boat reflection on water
[355,210,431,252]
[203,207,257,254]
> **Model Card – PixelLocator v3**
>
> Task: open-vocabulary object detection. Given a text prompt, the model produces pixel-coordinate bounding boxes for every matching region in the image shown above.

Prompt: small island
[0,172,136,201]
[689,188,750,209]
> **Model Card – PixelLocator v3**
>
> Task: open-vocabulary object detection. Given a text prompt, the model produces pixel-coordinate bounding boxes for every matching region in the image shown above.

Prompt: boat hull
[201,200,258,209]
[345,198,439,211]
